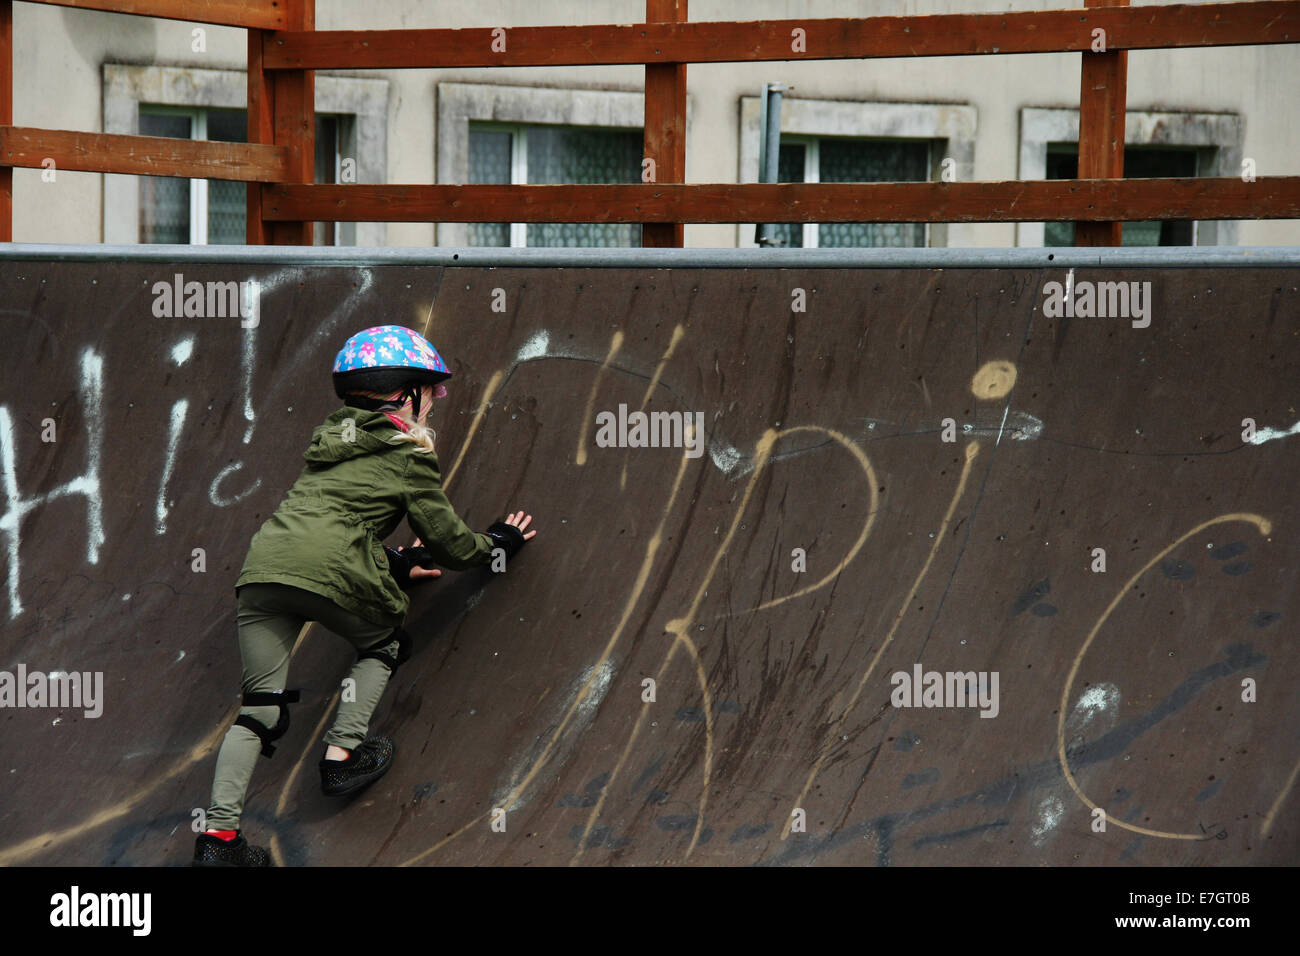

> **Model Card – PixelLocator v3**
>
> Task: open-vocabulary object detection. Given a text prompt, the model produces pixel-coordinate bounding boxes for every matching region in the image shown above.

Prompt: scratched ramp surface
[0,259,1296,866]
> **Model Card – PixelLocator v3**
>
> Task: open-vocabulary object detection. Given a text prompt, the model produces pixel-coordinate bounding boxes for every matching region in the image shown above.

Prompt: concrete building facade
[9,0,1298,247]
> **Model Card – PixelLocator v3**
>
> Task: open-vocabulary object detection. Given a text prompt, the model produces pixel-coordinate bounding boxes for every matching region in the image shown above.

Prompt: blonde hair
[394,420,437,455]
[347,387,437,454]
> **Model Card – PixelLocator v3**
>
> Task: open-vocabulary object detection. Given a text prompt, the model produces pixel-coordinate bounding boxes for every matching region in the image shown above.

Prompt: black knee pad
[235,689,301,758]
[356,628,412,673]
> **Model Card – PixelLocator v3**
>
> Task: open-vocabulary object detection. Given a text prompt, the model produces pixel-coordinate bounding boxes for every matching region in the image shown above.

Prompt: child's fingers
[502,510,536,536]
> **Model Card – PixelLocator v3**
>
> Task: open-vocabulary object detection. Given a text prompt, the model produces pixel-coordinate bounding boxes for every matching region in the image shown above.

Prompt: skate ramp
[0,250,1296,866]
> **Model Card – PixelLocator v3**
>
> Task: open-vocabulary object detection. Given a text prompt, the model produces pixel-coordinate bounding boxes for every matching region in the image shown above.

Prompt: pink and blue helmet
[333,325,451,416]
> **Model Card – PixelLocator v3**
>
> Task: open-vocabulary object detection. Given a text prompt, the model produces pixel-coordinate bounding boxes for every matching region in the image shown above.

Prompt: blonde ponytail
[345,386,438,454]
[391,420,437,454]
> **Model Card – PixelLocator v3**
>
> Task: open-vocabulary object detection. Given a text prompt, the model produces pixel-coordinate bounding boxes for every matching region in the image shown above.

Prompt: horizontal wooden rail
[264,1,1300,70]
[29,0,286,29]
[0,126,290,181]
[261,178,1300,224]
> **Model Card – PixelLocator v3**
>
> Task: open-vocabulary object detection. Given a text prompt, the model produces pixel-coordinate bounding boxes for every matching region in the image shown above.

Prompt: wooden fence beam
[0,3,11,242]
[28,0,285,29]
[264,3,1300,70]
[246,20,274,243]
[1076,0,1129,246]
[267,0,313,244]
[643,0,687,248]
[261,177,1300,224]
[0,126,290,180]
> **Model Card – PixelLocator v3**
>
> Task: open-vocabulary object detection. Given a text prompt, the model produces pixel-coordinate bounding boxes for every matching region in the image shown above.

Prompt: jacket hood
[303,407,403,466]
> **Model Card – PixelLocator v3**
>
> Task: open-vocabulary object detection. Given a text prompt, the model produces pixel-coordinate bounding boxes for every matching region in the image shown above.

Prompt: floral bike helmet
[332,325,451,420]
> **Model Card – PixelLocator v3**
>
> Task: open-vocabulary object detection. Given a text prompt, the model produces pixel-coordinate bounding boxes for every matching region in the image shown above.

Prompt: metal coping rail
[0,244,1298,269]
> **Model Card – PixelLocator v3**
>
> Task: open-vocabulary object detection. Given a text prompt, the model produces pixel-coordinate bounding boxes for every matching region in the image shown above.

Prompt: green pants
[206,583,400,832]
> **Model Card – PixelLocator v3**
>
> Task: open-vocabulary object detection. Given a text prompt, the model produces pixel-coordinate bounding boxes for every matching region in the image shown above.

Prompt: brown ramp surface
[0,253,1297,866]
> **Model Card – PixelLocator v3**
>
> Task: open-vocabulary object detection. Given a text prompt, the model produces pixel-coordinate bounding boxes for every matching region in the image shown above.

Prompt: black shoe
[320,736,395,796]
[192,832,273,867]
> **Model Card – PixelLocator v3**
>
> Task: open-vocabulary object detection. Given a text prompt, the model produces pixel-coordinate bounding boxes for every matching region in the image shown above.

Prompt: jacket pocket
[362,525,406,617]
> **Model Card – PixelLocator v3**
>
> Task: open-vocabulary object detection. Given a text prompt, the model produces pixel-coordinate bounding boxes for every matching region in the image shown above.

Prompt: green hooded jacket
[236,407,494,627]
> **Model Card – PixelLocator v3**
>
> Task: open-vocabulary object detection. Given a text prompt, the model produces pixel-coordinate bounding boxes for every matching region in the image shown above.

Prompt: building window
[1017,108,1242,247]
[739,96,976,248]
[437,83,658,248]
[467,122,643,248]
[768,136,930,248]
[136,110,193,245]
[1043,145,1199,246]
[137,106,343,245]
[104,65,389,246]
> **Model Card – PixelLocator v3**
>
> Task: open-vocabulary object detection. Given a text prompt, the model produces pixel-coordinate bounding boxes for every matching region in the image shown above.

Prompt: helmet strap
[344,395,391,412]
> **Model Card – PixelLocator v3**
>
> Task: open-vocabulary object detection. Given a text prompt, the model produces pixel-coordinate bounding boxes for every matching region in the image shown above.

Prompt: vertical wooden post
[1075,0,1128,246]
[1,1,13,242]
[246,22,272,244]
[249,0,314,245]
[643,0,686,248]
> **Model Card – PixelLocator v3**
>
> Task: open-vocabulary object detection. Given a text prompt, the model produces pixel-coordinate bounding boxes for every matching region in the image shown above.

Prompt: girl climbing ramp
[193,325,536,866]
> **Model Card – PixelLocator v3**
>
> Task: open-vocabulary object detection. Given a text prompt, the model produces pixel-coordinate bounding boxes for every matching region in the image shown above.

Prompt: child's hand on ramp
[488,512,538,556]
[483,511,537,560]
[503,511,537,541]
[402,539,442,582]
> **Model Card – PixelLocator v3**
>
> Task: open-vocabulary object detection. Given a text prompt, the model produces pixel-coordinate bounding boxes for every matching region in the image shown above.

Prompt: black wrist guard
[385,546,415,589]
[485,521,527,559]
[404,545,434,568]
[386,546,436,590]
